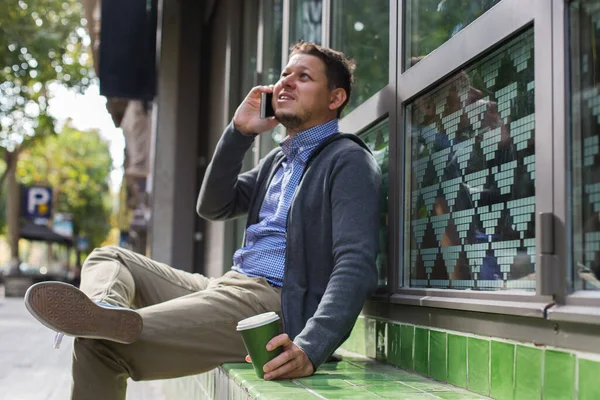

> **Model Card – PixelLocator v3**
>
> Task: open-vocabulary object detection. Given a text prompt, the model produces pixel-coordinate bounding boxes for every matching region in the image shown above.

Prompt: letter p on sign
[25,186,53,220]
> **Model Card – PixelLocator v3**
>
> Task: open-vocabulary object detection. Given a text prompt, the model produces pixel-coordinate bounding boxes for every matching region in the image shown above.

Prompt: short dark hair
[289,41,355,118]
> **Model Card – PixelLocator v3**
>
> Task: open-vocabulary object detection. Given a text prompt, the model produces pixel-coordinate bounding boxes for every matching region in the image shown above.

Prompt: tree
[330,0,389,114]
[408,0,500,62]
[17,124,113,251]
[0,0,93,261]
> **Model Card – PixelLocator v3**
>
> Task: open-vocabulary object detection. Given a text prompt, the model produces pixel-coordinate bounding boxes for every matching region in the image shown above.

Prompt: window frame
[393,0,558,317]
[547,0,600,324]
[337,0,399,296]
[274,0,600,323]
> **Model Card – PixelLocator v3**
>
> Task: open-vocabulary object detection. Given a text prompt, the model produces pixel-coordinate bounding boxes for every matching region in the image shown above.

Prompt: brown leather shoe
[24,281,142,344]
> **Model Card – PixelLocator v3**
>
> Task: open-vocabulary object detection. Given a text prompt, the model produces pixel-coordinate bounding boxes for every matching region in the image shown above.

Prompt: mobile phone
[260,92,275,119]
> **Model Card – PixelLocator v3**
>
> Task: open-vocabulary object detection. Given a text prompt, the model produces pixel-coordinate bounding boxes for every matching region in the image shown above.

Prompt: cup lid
[236,312,280,331]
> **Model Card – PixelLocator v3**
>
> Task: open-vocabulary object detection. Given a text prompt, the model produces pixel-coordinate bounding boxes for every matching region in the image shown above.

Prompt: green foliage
[0,0,93,153]
[331,0,389,114]
[17,125,113,249]
[407,0,500,62]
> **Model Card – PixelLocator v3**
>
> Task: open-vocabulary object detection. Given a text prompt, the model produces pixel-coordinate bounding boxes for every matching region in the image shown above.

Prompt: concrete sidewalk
[0,290,166,400]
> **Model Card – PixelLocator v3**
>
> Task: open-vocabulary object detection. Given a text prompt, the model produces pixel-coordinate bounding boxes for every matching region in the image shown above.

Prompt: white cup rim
[236,312,280,331]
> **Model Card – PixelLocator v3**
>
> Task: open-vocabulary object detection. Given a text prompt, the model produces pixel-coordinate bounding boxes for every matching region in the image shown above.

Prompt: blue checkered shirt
[232,119,339,287]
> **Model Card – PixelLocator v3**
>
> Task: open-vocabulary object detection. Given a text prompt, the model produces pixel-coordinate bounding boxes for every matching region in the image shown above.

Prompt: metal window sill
[390,293,550,318]
[546,305,600,325]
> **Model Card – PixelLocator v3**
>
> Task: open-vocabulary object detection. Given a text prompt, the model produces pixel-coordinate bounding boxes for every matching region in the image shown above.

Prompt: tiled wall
[340,316,600,400]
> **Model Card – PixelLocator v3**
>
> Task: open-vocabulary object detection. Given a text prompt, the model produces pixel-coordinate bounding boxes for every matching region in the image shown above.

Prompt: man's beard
[276,110,310,130]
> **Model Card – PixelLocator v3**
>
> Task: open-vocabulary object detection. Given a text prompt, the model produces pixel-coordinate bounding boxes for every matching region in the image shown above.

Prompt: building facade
[102,0,600,397]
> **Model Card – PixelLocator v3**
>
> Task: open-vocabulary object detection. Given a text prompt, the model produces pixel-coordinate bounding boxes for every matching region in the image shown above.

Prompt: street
[0,290,166,400]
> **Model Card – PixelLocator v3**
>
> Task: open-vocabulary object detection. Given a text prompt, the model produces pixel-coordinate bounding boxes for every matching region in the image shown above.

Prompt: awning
[19,221,73,245]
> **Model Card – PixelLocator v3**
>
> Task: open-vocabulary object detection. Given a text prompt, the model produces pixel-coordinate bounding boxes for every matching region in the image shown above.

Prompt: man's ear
[328,88,347,113]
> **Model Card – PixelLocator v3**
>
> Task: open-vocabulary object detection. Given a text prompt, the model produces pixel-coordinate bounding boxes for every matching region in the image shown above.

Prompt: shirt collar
[280,119,339,162]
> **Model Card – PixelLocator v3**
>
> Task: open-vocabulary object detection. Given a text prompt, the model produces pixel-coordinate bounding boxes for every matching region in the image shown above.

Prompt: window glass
[406,0,501,69]
[405,29,535,291]
[570,1,600,291]
[259,0,285,157]
[262,0,283,85]
[359,119,390,288]
[331,0,389,115]
[233,0,260,261]
[290,0,322,45]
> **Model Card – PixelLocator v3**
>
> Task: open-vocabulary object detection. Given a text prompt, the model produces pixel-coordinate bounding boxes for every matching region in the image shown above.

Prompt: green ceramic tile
[578,358,600,400]
[543,350,575,400]
[362,385,421,396]
[447,334,467,389]
[294,373,346,385]
[352,317,366,355]
[414,328,429,375]
[319,362,364,372]
[376,320,387,362]
[328,372,391,380]
[248,387,309,395]
[342,378,397,386]
[295,373,387,388]
[342,318,361,354]
[222,362,253,372]
[490,341,514,400]
[400,325,415,370]
[514,345,542,400]
[256,392,320,400]
[430,330,448,382]
[294,378,354,388]
[406,380,458,391]
[345,359,376,367]
[350,362,398,375]
[231,369,261,385]
[384,369,430,382]
[241,379,301,390]
[365,318,377,358]
[387,323,401,367]
[297,372,333,378]
[353,380,419,387]
[467,338,490,396]
[248,386,317,399]
[311,387,379,399]
[364,386,437,399]
[435,393,489,399]
[229,366,260,375]
[374,396,444,400]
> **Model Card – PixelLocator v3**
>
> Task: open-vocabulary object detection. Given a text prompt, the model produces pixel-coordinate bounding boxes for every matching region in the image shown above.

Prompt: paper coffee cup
[237,312,282,379]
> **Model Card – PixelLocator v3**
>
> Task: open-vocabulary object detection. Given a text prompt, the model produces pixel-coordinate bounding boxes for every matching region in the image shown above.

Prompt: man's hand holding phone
[233,85,279,136]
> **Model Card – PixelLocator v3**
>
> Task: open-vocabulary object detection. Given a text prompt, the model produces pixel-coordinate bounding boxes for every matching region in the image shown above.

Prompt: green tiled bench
[163,350,492,399]
[341,316,600,399]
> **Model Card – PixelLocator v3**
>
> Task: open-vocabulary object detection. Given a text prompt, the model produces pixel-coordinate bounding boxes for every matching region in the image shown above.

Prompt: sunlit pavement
[0,289,166,400]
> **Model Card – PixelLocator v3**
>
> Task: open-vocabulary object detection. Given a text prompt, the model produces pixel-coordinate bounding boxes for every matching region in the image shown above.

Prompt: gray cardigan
[197,122,381,368]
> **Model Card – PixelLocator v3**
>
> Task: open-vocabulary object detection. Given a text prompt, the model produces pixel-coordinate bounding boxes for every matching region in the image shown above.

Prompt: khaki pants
[72,246,282,400]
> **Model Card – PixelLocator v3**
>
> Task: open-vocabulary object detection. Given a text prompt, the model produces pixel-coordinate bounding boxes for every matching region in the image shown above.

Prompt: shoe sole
[24,281,142,344]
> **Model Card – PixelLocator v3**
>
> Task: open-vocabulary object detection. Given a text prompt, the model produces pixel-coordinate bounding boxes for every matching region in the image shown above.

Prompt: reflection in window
[406,0,501,69]
[259,0,284,157]
[359,120,389,288]
[571,1,600,291]
[262,0,283,85]
[290,0,322,45]
[405,29,535,291]
[331,0,389,115]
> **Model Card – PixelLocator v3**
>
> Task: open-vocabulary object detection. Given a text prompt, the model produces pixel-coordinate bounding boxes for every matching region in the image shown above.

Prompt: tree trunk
[6,150,21,272]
